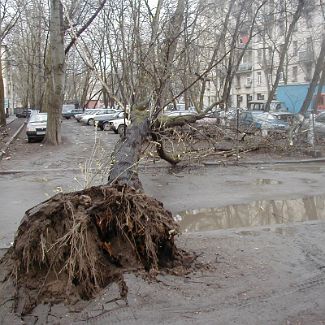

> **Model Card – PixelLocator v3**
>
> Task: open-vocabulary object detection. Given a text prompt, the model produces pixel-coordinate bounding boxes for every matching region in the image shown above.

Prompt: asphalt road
[0,118,119,247]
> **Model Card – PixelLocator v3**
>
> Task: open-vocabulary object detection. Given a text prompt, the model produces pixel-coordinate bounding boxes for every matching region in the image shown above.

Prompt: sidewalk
[0,116,26,160]
[6,115,17,125]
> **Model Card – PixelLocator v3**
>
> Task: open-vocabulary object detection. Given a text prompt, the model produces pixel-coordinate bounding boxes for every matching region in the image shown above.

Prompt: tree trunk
[108,108,150,190]
[299,33,325,115]
[0,58,6,126]
[265,0,305,112]
[43,0,65,145]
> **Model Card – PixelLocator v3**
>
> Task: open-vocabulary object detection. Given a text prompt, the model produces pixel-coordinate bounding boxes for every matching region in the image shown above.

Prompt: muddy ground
[1,119,325,324]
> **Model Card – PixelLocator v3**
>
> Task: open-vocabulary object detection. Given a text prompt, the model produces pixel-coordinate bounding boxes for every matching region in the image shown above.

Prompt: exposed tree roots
[0,185,192,315]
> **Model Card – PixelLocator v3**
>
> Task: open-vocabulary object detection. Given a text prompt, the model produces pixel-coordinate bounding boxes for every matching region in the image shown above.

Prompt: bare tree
[0,0,19,126]
[264,0,306,111]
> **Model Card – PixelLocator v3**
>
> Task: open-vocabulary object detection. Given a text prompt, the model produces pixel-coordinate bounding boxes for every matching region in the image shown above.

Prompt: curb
[0,122,26,161]
[203,157,325,166]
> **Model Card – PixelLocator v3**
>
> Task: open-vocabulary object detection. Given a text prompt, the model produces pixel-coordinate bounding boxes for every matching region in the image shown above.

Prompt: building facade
[1,44,15,115]
[231,1,323,109]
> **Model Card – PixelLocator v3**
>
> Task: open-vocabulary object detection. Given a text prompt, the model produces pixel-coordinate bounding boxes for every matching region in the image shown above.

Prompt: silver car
[26,113,48,142]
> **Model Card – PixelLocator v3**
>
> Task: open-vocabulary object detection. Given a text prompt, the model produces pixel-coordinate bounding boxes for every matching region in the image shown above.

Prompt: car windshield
[62,105,75,113]
[30,113,47,123]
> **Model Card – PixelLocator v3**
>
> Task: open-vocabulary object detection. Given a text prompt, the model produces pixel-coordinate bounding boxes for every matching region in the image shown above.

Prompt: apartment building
[1,44,15,115]
[231,0,323,109]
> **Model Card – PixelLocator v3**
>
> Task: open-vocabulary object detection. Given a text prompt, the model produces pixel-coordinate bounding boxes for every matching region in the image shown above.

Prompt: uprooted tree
[0,0,198,316]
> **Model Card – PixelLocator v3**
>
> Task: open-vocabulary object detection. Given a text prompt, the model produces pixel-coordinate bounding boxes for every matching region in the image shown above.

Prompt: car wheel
[88,118,94,126]
[103,122,110,131]
[27,137,32,143]
[117,124,126,135]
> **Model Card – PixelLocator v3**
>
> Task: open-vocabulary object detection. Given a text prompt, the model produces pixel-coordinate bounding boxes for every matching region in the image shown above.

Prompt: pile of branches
[1,185,189,315]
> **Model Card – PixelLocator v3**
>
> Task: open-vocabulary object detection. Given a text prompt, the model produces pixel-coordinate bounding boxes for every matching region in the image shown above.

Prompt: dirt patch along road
[1,118,325,324]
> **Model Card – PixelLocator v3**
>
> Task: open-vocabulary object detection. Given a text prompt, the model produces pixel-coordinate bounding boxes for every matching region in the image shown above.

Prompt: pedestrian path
[6,115,17,125]
[0,117,26,160]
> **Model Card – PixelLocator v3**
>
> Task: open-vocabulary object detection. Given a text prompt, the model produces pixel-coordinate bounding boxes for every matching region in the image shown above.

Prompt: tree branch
[64,0,107,55]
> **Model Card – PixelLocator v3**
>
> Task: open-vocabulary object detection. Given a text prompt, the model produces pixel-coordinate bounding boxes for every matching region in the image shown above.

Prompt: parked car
[108,117,131,134]
[302,111,325,136]
[163,110,197,117]
[80,109,117,126]
[238,111,289,132]
[26,113,48,142]
[270,111,296,124]
[62,108,84,119]
[97,111,126,131]
[247,100,287,112]
[15,109,32,118]
[74,109,99,122]
[93,109,122,123]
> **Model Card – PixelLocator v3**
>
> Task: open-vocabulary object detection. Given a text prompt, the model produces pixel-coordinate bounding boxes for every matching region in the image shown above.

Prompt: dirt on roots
[0,185,193,315]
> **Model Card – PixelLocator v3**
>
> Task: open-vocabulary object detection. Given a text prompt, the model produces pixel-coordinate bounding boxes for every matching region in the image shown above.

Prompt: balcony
[237,63,253,73]
[298,50,314,63]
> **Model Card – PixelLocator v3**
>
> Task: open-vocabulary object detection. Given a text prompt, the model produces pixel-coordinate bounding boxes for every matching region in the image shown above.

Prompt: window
[237,95,243,107]
[292,41,298,56]
[279,71,284,81]
[246,76,252,86]
[257,49,262,64]
[236,76,241,88]
[246,94,252,106]
[257,71,262,85]
[306,37,313,53]
[292,66,298,82]
[257,93,264,100]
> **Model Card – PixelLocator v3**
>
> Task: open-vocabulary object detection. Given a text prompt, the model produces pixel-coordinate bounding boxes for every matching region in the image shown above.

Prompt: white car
[108,118,131,134]
[93,109,121,123]
[164,110,197,117]
[26,113,48,142]
[80,109,115,126]
[74,109,98,122]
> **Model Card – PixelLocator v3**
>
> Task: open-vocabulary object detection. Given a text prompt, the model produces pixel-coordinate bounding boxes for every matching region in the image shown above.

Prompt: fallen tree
[0,106,196,316]
[0,0,200,317]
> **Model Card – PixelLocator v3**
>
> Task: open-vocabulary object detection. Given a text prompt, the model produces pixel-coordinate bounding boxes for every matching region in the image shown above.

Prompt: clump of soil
[0,185,190,315]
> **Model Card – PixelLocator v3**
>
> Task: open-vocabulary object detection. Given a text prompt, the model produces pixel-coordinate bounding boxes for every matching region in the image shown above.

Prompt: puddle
[255,179,282,185]
[175,195,325,233]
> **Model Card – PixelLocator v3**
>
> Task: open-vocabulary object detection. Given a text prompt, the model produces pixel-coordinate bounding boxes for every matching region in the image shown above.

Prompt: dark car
[238,111,289,132]
[270,111,296,124]
[15,109,32,118]
[97,111,126,131]
[62,104,83,119]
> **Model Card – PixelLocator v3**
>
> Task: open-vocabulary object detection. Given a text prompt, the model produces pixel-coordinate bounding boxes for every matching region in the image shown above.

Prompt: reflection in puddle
[255,179,282,185]
[176,195,325,233]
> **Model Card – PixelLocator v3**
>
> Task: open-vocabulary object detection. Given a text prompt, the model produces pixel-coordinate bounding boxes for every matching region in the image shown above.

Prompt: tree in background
[0,0,19,126]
